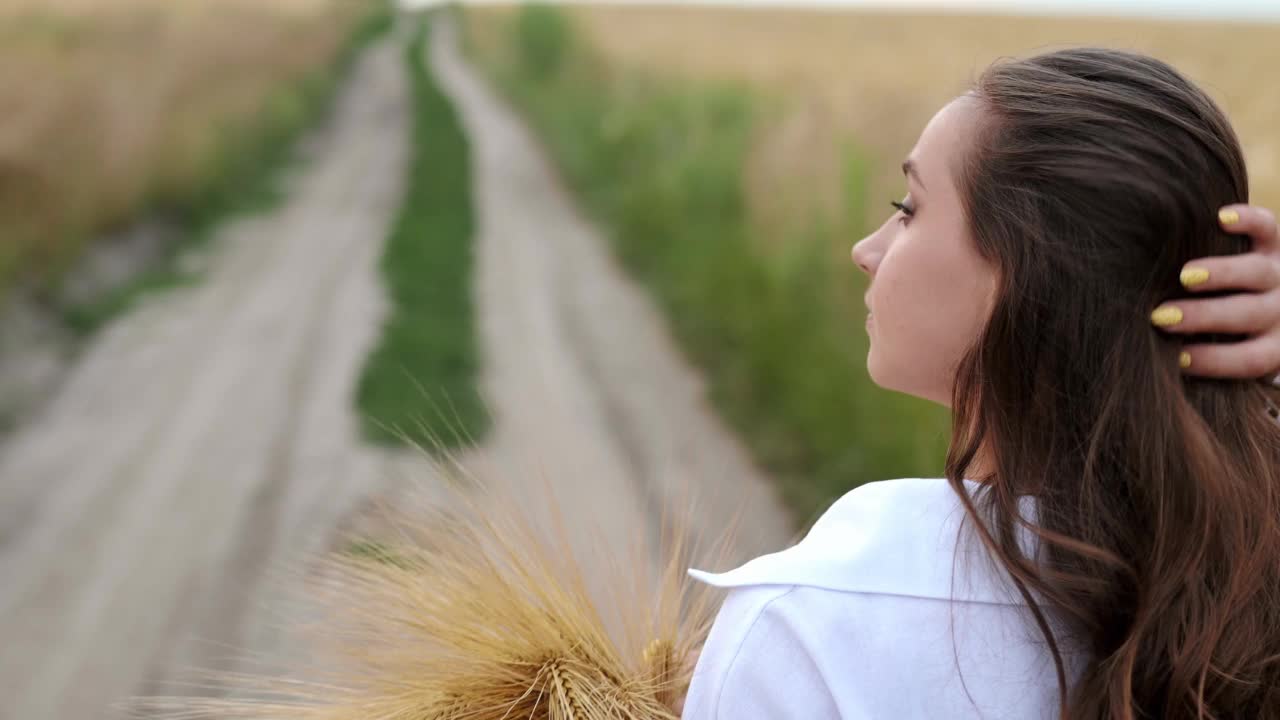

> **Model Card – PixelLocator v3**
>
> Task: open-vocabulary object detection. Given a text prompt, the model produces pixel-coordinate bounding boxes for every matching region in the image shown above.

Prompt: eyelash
[890,200,915,221]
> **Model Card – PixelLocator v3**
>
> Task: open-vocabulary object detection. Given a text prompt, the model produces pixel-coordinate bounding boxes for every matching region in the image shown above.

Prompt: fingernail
[1151,305,1184,327]
[1219,208,1240,225]
[1179,351,1192,369]
[1180,266,1210,288]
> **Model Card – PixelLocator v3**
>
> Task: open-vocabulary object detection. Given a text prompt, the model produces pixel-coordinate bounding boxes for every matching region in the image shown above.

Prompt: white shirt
[682,477,1085,719]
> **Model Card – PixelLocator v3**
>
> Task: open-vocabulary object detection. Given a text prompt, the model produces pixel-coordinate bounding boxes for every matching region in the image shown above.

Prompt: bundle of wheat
[134,459,719,720]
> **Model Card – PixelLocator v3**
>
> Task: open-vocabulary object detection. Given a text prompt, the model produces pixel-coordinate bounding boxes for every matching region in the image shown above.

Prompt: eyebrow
[902,158,927,191]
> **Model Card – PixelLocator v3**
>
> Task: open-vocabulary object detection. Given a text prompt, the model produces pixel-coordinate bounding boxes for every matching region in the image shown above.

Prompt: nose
[851,232,881,277]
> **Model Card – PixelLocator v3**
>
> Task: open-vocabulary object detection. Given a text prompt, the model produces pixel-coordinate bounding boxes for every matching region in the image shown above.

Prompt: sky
[678,0,1280,21]
[435,0,1280,22]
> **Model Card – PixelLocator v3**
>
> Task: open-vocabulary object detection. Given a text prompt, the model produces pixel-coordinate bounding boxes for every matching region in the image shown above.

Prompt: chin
[865,350,890,390]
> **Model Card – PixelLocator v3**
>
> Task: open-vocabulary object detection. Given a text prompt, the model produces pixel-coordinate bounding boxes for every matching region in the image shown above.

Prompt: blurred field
[0,0,383,294]
[464,4,1280,520]
[553,4,1280,245]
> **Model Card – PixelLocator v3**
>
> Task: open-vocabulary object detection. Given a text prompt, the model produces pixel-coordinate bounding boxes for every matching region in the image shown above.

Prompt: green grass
[57,3,396,336]
[464,4,948,525]
[62,268,190,336]
[355,15,489,450]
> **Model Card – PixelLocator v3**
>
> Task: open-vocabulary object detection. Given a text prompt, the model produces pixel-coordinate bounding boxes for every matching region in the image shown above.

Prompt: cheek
[868,239,991,394]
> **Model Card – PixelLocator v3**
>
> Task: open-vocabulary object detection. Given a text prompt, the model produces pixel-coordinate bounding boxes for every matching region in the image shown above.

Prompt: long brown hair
[947,47,1280,719]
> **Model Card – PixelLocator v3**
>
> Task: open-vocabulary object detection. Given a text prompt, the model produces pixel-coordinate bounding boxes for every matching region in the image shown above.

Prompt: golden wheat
[471,4,1280,248]
[0,0,366,288]
[129,454,721,720]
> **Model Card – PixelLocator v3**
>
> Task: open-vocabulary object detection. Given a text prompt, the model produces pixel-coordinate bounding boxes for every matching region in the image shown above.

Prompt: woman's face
[851,97,998,408]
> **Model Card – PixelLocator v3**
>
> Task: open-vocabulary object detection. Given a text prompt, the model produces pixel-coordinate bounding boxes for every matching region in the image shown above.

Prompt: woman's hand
[1150,204,1280,379]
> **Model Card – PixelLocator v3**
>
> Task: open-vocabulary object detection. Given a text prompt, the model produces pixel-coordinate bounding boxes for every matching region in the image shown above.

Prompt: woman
[683,48,1280,719]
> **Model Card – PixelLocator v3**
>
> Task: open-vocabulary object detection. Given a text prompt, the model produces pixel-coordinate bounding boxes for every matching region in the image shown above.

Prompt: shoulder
[682,582,1060,719]
[681,479,1057,719]
[691,477,1035,605]
[681,584,839,719]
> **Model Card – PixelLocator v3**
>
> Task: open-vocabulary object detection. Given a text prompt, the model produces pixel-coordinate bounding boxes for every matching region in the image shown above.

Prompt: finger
[1180,336,1280,379]
[1150,291,1279,335]
[1219,204,1279,254]
[1176,253,1280,293]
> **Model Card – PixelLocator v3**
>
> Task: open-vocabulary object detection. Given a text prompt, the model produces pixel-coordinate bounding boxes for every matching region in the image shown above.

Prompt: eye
[890,199,916,223]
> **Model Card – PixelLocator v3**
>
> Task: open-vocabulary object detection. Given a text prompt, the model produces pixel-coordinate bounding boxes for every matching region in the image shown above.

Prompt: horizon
[429,0,1280,22]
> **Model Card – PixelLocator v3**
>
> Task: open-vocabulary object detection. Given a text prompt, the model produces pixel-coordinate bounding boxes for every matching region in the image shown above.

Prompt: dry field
[0,0,371,290]
[482,4,1280,246]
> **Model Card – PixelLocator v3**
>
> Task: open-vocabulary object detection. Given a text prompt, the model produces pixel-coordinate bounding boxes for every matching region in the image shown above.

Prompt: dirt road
[430,15,792,575]
[0,16,791,719]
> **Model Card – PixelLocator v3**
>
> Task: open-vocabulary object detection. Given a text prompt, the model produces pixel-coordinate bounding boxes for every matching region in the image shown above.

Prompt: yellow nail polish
[1179,351,1192,369]
[1151,305,1184,327]
[1219,208,1240,225]
[1180,267,1210,288]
